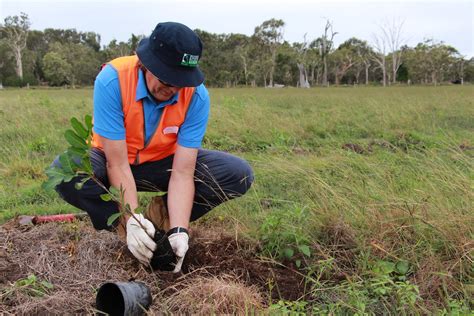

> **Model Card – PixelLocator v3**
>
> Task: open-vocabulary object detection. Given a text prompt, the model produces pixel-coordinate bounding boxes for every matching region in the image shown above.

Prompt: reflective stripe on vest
[92,55,195,164]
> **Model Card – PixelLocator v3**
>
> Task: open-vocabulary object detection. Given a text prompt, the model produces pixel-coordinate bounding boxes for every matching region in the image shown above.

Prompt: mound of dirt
[0,219,305,314]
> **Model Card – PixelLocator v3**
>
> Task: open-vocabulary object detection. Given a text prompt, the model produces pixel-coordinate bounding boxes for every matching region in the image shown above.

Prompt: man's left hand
[168,229,189,273]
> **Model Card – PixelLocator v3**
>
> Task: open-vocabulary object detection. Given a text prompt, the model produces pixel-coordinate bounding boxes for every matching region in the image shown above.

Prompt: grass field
[0,86,473,313]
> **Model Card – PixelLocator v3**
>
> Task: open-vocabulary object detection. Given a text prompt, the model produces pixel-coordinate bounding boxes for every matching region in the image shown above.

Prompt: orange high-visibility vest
[92,55,195,164]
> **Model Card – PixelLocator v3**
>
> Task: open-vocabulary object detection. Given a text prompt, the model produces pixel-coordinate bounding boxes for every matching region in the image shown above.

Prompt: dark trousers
[53,148,254,230]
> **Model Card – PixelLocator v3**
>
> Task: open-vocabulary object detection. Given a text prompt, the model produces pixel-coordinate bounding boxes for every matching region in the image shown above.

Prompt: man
[53,22,254,272]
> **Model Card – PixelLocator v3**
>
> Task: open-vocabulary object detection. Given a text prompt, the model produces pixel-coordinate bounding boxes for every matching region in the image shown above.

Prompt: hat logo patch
[181,53,199,67]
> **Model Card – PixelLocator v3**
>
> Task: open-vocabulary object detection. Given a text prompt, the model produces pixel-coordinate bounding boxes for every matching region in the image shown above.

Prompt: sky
[1,0,473,57]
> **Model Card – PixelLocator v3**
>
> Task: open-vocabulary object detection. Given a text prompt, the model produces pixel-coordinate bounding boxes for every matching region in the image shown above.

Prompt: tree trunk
[269,48,276,87]
[297,63,309,88]
[392,56,397,84]
[14,46,23,79]
[240,55,248,86]
[355,69,361,84]
[431,72,437,86]
[365,63,369,85]
[310,66,315,85]
[322,57,328,86]
[382,64,386,87]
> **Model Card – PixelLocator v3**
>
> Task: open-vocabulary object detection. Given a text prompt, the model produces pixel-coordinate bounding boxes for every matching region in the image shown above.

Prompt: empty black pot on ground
[96,281,152,315]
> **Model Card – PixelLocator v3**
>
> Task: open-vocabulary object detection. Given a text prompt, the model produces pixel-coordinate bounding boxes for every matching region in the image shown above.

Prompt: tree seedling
[43,115,176,270]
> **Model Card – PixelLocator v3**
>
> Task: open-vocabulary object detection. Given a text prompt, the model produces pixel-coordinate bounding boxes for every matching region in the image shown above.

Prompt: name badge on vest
[163,126,179,135]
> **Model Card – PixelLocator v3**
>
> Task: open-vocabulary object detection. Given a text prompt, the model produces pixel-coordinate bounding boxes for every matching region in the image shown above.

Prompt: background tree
[42,51,71,85]
[254,18,285,87]
[295,34,310,88]
[385,19,405,84]
[103,39,133,60]
[46,42,101,86]
[344,38,373,85]
[371,25,388,86]
[464,58,474,82]
[313,20,337,86]
[1,12,30,80]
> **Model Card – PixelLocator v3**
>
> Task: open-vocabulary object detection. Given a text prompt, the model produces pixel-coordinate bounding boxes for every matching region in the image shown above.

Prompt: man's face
[144,69,182,102]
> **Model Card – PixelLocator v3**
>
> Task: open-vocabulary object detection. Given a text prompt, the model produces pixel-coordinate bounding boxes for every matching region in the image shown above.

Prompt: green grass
[0,86,473,313]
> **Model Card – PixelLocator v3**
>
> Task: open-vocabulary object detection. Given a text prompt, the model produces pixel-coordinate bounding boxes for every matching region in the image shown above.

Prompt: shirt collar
[135,69,179,105]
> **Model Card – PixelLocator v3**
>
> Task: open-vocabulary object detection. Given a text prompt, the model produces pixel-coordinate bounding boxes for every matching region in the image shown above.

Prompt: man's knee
[232,158,254,195]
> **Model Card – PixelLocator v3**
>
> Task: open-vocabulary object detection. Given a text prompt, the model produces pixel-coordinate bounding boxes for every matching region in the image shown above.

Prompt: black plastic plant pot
[96,281,152,315]
[150,229,177,271]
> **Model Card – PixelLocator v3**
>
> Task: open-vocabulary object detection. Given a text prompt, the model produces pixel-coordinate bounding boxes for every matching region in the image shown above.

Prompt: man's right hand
[126,214,157,265]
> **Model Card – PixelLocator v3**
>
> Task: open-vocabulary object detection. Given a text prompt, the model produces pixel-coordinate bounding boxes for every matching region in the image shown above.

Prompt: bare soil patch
[0,218,305,314]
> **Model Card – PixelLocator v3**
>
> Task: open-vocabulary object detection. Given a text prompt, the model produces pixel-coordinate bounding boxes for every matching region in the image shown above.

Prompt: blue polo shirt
[93,64,209,148]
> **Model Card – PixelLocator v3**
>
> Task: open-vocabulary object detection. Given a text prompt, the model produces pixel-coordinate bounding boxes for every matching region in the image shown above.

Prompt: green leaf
[43,164,75,190]
[70,117,89,138]
[295,259,301,268]
[68,146,87,158]
[298,245,311,257]
[81,156,93,174]
[85,114,93,132]
[109,186,120,196]
[58,152,75,174]
[282,247,294,258]
[395,261,410,275]
[134,206,145,214]
[107,212,121,226]
[27,274,37,284]
[100,193,113,202]
[64,130,88,150]
[42,177,60,192]
[74,177,90,191]
[41,280,54,289]
[376,261,395,275]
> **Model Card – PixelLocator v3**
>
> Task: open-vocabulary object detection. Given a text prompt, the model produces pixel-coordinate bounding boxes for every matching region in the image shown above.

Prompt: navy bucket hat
[136,22,204,87]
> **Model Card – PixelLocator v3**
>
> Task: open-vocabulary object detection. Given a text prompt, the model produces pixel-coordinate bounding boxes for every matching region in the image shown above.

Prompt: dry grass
[163,274,264,314]
[0,219,303,314]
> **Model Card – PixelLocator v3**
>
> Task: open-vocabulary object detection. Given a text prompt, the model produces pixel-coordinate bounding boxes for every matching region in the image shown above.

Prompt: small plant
[259,205,312,267]
[1,274,53,299]
[268,299,308,315]
[439,298,472,315]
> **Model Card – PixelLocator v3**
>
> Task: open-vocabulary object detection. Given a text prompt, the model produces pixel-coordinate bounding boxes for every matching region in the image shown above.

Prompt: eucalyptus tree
[295,34,310,88]
[332,38,372,85]
[312,20,337,86]
[253,18,285,87]
[103,39,133,60]
[371,19,405,86]
[403,40,461,85]
[44,41,100,87]
[331,46,355,85]
[384,19,405,84]
[1,12,30,79]
[371,27,388,86]
[339,38,373,84]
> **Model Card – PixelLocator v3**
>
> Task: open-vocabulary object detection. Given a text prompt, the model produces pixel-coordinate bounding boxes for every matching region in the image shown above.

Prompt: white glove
[168,232,189,273]
[126,214,157,265]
